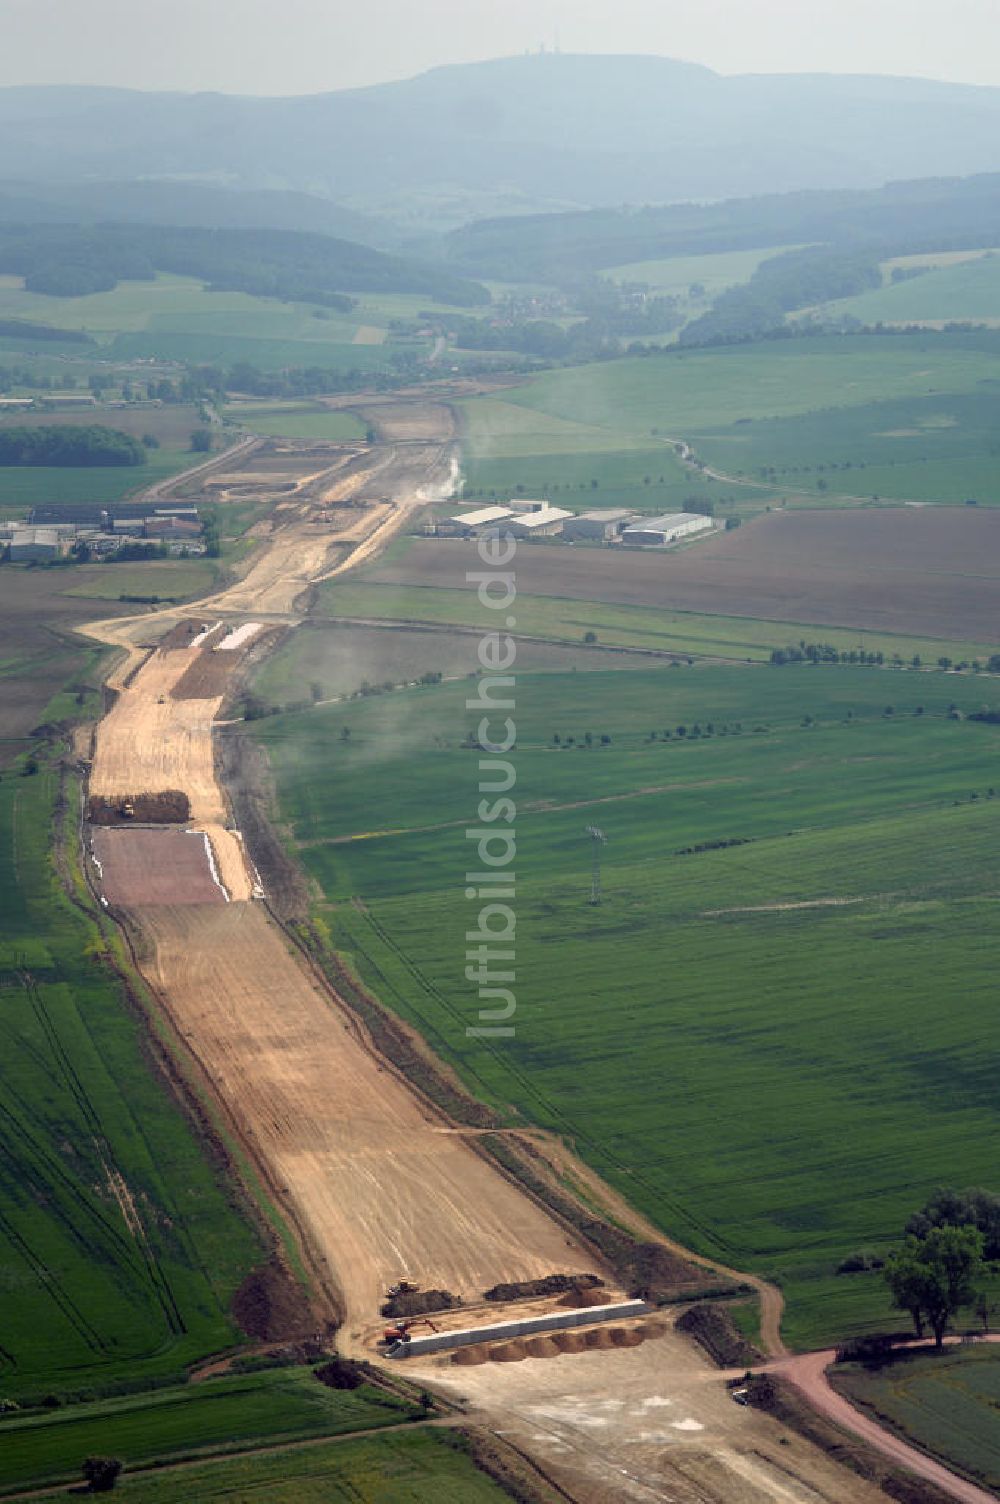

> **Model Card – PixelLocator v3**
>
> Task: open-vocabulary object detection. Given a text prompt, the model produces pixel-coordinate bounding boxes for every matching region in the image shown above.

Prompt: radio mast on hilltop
[584,826,607,906]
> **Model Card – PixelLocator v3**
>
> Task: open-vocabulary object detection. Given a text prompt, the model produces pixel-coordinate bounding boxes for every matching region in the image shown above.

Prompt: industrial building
[505,505,574,538]
[9,526,61,561]
[440,505,515,536]
[562,508,638,542]
[621,512,714,546]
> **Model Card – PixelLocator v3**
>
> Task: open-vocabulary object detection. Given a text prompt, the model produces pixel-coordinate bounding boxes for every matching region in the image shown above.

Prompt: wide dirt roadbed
[137,903,598,1332]
[415,1332,889,1504]
[90,648,227,823]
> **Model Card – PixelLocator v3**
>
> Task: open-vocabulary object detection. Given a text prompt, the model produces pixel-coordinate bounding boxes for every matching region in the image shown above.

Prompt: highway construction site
[73,398,931,1504]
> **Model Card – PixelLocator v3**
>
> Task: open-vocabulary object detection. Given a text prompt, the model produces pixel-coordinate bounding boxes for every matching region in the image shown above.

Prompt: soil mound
[524,1336,560,1358]
[676,1303,763,1368]
[553,1331,587,1354]
[583,1328,614,1350]
[232,1258,317,1342]
[557,1287,611,1308]
[610,1326,644,1348]
[484,1272,603,1303]
[489,1340,527,1362]
[451,1345,487,1366]
[381,1289,458,1319]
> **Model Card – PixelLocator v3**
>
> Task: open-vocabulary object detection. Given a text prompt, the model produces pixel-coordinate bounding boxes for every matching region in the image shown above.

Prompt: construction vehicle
[386,1278,420,1299]
[380,1317,439,1347]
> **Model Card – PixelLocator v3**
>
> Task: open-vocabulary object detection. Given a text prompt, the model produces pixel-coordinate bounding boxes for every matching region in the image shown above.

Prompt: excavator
[381,1316,439,1347]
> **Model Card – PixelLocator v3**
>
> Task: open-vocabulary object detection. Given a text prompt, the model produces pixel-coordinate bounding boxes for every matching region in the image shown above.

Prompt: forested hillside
[0,223,488,306]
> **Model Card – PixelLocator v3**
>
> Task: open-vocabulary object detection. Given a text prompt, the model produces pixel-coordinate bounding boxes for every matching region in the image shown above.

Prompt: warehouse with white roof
[621,512,714,546]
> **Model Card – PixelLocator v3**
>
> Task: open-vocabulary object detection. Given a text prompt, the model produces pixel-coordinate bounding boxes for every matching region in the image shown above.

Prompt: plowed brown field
[369,508,1000,644]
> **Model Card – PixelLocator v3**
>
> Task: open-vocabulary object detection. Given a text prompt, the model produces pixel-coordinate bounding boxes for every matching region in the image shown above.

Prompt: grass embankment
[252,664,1000,1349]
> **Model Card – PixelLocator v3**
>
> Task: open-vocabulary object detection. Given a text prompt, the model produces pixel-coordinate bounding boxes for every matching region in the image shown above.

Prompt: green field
[22,1427,513,1503]
[63,559,220,600]
[460,440,736,514]
[314,576,996,663]
[832,1345,1000,1492]
[0,449,192,519]
[459,394,651,460]
[814,251,1000,327]
[0,762,264,1397]
[252,664,1000,1349]
[0,274,414,346]
[499,334,1000,435]
[223,402,367,441]
[458,334,1000,511]
[608,246,800,298]
[0,1369,417,1494]
[0,275,448,374]
[691,390,1000,505]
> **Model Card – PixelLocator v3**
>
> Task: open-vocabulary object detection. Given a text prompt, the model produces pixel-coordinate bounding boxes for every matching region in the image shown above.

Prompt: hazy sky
[3,0,1000,94]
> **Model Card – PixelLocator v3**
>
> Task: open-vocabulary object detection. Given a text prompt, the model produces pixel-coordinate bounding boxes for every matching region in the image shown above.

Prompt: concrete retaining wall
[387,1299,649,1358]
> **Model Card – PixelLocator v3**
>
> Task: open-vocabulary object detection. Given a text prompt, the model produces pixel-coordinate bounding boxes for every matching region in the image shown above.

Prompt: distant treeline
[0,223,489,307]
[0,424,145,466]
[445,172,1000,282]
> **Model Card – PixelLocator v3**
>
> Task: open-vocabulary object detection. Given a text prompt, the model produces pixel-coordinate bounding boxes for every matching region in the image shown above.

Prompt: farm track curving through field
[764,1340,1000,1504]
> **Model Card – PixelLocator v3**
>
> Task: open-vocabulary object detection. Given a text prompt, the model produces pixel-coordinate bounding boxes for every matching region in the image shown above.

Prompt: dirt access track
[79,410,918,1503]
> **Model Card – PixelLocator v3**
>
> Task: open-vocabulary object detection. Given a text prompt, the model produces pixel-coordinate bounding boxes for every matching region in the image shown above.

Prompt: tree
[907,1186,1000,1260]
[189,428,212,453]
[82,1456,122,1492]
[884,1226,985,1346]
[583,630,597,644]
